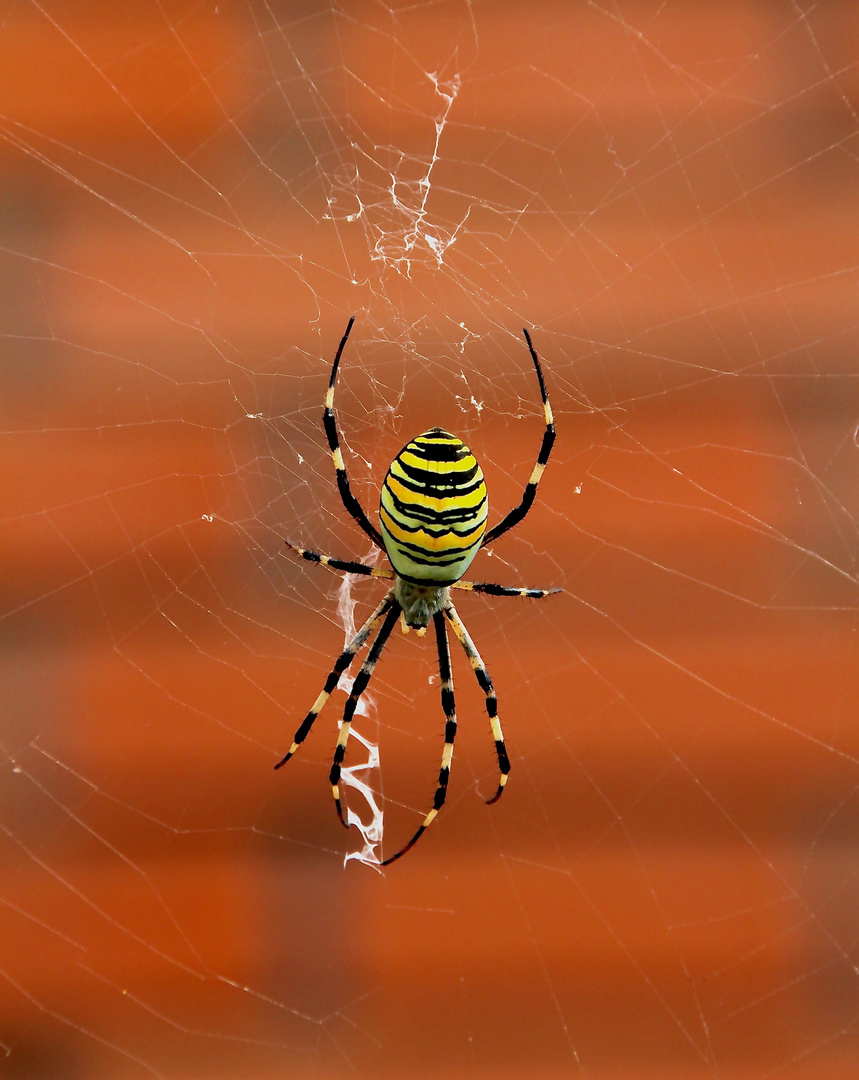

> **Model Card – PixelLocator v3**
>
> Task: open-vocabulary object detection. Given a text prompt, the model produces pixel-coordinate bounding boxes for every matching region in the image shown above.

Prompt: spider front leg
[381,610,458,866]
[330,600,401,826]
[444,602,510,804]
[274,591,396,768]
[450,578,560,599]
[481,328,555,548]
[323,317,385,549]
[285,540,395,581]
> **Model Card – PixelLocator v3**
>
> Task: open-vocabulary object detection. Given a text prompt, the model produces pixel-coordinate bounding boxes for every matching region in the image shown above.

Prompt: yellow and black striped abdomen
[380,428,488,585]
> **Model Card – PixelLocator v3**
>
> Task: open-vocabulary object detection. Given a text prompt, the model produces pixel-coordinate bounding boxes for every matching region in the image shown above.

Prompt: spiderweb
[1,1,858,1077]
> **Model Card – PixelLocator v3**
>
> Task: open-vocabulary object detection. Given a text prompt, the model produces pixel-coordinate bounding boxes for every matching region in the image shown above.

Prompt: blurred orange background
[1,2,857,1078]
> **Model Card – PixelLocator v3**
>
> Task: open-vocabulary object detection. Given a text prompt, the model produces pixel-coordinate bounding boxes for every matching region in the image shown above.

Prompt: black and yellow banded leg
[274,591,396,769]
[330,601,401,826]
[323,317,385,550]
[444,602,510,804]
[285,540,395,581]
[450,578,560,599]
[481,328,555,548]
[382,610,457,866]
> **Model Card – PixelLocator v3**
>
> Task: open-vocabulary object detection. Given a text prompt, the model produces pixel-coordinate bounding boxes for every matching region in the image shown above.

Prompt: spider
[277,317,557,865]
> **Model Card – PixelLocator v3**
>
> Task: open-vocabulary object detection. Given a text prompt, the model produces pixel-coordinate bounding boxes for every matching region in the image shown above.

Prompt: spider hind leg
[274,592,396,768]
[445,603,510,804]
[381,609,457,866]
[330,601,401,825]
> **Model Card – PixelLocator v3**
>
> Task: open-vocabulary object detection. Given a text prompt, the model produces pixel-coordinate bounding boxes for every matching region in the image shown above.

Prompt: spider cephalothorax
[394,579,450,630]
[278,318,557,864]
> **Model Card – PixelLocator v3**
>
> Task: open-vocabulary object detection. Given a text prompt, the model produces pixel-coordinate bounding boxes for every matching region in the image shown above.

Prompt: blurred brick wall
[0,3,857,1078]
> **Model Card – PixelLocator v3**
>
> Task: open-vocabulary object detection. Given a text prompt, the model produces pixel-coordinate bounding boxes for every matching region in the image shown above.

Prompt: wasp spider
[278,318,557,864]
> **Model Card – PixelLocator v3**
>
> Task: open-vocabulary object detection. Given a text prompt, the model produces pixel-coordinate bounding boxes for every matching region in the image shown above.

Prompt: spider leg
[323,317,385,550]
[444,602,509,804]
[285,540,395,580]
[450,577,560,598]
[274,591,396,769]
[381,610,457,866]
[330,600,401,826]
[481,328,555,548]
